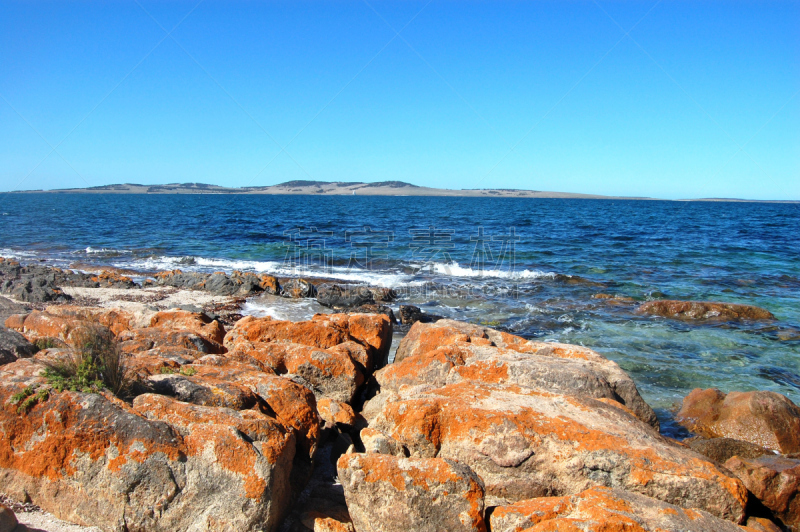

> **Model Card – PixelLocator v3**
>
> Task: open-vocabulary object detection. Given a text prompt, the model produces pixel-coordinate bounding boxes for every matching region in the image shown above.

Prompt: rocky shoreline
[1,257,797,532]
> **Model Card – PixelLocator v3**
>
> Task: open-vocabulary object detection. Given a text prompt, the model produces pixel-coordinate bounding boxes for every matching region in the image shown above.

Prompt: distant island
[8,181,797,202]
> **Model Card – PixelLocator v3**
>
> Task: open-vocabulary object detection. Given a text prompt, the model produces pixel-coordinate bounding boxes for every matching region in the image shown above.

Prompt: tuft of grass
[34,337,61,350]
[180,366,197,376]
[160,366,176,374]
[41,326,134,398]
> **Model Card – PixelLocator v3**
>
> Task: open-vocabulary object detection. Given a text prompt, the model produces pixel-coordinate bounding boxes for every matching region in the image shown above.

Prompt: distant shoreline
[5,181,798,203]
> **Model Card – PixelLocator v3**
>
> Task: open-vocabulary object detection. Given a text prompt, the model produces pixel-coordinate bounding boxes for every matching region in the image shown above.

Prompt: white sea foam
[120,255,556,288]
[240,298,328,322]
[429,261,556,280]
[77,246,132,255]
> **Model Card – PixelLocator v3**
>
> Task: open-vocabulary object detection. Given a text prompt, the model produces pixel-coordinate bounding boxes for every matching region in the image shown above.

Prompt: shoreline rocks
[0,292,796,531]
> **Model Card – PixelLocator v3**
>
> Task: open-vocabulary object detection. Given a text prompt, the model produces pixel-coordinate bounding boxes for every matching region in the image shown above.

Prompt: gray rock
[0,327,37,366]
[316,284,374,309]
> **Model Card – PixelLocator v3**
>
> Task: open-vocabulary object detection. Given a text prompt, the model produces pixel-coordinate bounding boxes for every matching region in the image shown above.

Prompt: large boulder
[724,455,800,531]
[337,452,486,532]
[118,328,225,355]
[676,388,800,454]
[365,379,747,522]
[0,362,295,531]
[637,300,774,321]
[489,486,756,532]
[387,320,658,428]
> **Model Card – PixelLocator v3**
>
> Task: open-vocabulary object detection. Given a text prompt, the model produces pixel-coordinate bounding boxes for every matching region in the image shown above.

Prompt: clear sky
[1,1,798,199]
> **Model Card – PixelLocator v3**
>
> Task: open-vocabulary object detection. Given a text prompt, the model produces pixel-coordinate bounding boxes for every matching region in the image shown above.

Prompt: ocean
[2,193,799,434]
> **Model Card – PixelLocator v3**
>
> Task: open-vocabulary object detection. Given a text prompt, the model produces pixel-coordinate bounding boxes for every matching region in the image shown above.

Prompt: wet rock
[554,273,606,287]
[489,486,754,532]
[637,300,774,321]
[281,279,317,299]
[687,437,770,464]
[337,452,486,532]
[0,366,295,531]
[0,503,18,532]
[153,269,280,296]
[390,320,658,428]
[149,309,226,345]
[398,305,442,326]
[0,327,37,365]
[724,455,800,531]
[316,284,374,309]
[676,388,800,454]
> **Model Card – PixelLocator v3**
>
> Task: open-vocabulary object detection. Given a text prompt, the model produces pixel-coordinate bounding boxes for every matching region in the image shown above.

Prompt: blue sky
[1,1,798,199]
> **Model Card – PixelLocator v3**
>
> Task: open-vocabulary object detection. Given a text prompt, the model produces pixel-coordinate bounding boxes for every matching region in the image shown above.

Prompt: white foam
[240,298,328,322]
[124,255,415,287]
[429,261,556,280]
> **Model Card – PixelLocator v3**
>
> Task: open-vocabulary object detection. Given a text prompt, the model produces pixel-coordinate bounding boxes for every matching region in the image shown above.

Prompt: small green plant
[160,366,176,374]
[41,326,133,398]
[180,366,197,376]
[8,386,49,414]
[481,320,501,327]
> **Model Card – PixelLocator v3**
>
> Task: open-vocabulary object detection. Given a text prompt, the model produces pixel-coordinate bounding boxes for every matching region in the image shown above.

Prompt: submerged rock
[337,453,486,532]
[637,300,774,321]
[687,437,770,464]
[676,388,800,454]
[489,486,755,532]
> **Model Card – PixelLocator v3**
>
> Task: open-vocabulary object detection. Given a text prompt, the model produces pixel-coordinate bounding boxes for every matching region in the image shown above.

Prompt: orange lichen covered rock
[385,320,658,428]
[318,398,357,428]
[724,455,800,531]
[225,313,392,373]
[676,388,800,454]
[149,309,226,345]
[636,300,774,321]
[490,486,757,532]
[0,360,295,531]
[118,327,225,355]
[337,452,486,532]
[190,363,322,458]
[366,380,747,522]
[229,341,365,403]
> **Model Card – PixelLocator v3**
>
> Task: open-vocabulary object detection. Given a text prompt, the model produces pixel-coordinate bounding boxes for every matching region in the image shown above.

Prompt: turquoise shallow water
[1,193,798,434]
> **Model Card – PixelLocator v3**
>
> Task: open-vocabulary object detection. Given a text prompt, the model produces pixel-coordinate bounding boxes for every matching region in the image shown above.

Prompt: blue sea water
[1,193,799,432]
